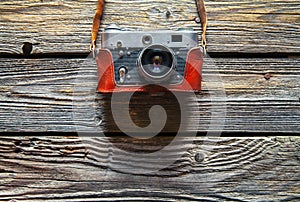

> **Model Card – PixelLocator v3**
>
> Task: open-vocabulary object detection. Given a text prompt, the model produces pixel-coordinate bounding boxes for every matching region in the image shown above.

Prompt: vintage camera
[96,24,203,93]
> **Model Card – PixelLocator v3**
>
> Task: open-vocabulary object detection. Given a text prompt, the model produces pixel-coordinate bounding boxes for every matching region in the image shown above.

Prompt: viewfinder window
[171,35,182,42]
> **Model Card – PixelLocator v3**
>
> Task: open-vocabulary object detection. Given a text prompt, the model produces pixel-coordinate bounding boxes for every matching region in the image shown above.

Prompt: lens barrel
[137,44,176,83]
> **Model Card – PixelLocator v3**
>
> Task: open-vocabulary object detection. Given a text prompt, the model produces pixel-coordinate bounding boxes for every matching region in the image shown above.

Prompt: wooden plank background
[0,57,299,133]
[0,136,299,201]
[0,0,299,54]
[0,0,299,201]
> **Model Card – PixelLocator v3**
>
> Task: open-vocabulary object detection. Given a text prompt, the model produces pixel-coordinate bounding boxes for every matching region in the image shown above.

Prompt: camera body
[96,24,203,93]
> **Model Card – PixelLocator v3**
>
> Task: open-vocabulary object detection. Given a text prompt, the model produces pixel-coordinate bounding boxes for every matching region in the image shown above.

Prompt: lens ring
[137,44,176,82]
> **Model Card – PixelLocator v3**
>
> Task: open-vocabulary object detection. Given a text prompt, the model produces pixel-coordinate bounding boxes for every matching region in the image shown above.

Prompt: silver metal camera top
[102,24,198,49]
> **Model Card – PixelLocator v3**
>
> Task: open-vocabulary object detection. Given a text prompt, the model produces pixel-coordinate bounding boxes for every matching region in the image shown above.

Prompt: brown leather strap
[195,0,207,52]
[90,0,105,51]
[91,0,207,52]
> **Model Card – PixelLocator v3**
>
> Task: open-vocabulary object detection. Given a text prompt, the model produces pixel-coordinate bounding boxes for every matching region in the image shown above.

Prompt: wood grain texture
[0,0,299,54]
[0,0,299,200]
[0,57,299,133]
[0,136,299,201]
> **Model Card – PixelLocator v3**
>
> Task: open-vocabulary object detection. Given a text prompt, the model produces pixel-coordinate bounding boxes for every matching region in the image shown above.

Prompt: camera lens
[137,44,176,83]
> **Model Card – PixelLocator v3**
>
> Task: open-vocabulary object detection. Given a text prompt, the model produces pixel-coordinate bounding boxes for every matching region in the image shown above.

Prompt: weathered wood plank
[0,58,299,133]
[0,136,299,201]
[0,0,299,54]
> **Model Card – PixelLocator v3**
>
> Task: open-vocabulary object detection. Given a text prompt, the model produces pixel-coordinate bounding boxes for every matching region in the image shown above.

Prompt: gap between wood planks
[0,51,299,59]
[0,131,299,137]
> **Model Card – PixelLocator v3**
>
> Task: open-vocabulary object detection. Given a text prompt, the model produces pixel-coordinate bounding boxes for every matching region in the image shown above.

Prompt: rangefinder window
[172,35,183,42]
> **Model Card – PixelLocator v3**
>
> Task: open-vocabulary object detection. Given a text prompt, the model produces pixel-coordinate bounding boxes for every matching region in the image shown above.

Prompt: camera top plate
[101,24,198,49]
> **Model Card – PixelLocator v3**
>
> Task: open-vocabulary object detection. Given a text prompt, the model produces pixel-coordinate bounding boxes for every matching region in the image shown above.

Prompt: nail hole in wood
[22,42,33,56]
[195,152,205,163]
[95,116,103,126]
[264,73,271,80]
[166,10,171,18]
